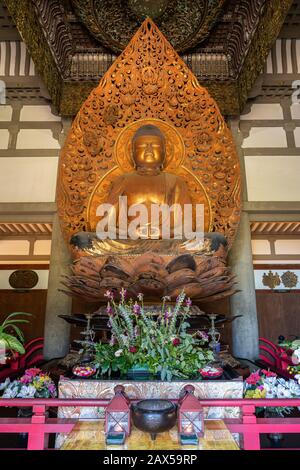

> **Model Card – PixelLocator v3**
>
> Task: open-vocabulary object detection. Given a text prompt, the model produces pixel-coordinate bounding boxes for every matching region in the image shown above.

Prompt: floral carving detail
[195,131,213,151]
[83,131,103,156]
[185,101,207,121]
[103,104,119,125]
[141,67,162,95]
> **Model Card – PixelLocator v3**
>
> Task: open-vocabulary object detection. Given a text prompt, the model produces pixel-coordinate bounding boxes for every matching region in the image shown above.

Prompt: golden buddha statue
[71,124,228,257]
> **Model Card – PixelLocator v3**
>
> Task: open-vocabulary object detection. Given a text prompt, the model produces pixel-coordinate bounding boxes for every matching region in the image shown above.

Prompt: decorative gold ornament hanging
[262,271,281,290]
[281,271,298,289]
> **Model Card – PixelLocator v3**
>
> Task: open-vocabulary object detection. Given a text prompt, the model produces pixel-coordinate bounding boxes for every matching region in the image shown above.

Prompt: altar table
[56,377,243,448]
[61,419,239,450]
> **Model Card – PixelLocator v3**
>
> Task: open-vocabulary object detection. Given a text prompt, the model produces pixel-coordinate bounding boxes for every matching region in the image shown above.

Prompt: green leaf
[1,333,25,354]
[2,312,32,326]
[4,324,25,342]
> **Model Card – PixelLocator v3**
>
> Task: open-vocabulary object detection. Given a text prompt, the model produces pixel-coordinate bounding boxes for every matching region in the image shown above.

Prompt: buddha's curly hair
[132,124,166,152]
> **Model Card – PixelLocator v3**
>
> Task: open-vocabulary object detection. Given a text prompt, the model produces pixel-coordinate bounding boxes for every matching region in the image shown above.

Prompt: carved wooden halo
[57,18,241,250]
[114,118,185,172]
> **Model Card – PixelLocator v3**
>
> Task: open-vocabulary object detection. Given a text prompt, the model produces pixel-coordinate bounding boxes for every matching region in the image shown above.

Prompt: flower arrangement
[0,368,56,398]
[287,347,300,384]
[93,289,214,381]
[244,369,300,417]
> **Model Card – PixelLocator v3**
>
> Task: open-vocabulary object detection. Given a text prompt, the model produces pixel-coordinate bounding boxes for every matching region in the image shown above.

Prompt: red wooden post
[242,405,260,450]
[31,405,46,424]
[27,405,47,450]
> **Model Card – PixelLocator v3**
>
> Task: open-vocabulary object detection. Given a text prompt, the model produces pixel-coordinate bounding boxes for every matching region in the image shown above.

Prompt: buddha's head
[132,124,166,172]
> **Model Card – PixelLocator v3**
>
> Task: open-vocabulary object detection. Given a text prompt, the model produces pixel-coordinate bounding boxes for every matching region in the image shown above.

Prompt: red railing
[0,398,300,450]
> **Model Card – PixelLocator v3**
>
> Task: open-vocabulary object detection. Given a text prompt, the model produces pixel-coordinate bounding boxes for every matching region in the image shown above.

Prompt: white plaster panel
[33,239,52,256]
[0,270,49,290]
[291,104,300,120]
[242,127,287,148]
[241,104,283,120]
[295,127,300,147]
[254,260,300,265]
[0,129,9,149]
[0,105,13,121]
[0,240,30,256]
[0,157,58,202]
[254,270,300,290]
[16,129,60,149]
[245,155,300,201]
[275,239,300,256]
[20,105,61,122]
[251,239,271,255]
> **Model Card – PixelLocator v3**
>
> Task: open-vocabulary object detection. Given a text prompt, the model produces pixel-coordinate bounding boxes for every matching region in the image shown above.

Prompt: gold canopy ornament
[57,18,241,250]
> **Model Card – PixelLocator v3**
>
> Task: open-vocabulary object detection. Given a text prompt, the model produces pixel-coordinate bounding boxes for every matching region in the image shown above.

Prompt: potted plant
[0,367,57,444]
[93,289,214,381]
[1,367,57,399]
[0,312,32,361]
[244,369,300,447]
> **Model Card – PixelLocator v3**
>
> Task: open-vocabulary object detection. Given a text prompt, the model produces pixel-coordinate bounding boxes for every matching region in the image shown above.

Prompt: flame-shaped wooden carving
[57,18,241,250]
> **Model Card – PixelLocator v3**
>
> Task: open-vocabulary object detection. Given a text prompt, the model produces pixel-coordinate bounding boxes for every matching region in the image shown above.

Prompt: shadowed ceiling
[2,0,295,115]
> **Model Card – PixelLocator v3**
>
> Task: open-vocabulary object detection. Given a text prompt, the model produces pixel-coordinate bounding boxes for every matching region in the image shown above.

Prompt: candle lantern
[105,385,131,444]
[178,385,204,444]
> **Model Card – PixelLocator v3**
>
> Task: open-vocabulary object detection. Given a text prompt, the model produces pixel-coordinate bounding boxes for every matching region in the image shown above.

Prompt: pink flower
[172,338,180,347]
[20,375,32,384]
[246,371,261,385]
[129,346,137,353]
[104,290,114,300]
[48,384,56,395]
[262,369,277,378]
[120,288,127,300]
[198,331,209,341]
[185,297,192,307]
[25,368,41,377]
[106,303,113,316]
[133,303,141,315]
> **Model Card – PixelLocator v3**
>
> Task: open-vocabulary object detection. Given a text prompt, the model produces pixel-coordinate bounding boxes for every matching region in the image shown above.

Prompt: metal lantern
[105,385,131,437]
[178,385,204,438]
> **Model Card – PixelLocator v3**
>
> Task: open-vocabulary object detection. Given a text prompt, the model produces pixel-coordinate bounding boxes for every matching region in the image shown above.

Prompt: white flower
[275,384,292,399]
[264,377,277,387]
[295,374,300,385]
[0,378,10,391]
[292,348,300,365]
[287,379,300,396]
[115,349,123,358]
[17,385,36,398]
[2,384,19,398]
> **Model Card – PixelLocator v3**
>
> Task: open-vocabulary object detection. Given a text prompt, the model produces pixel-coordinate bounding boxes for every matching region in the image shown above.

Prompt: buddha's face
[133,134,165,170]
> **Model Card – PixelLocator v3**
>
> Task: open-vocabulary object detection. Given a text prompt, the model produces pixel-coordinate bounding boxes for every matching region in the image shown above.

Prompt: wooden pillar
[43,212,71,360]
